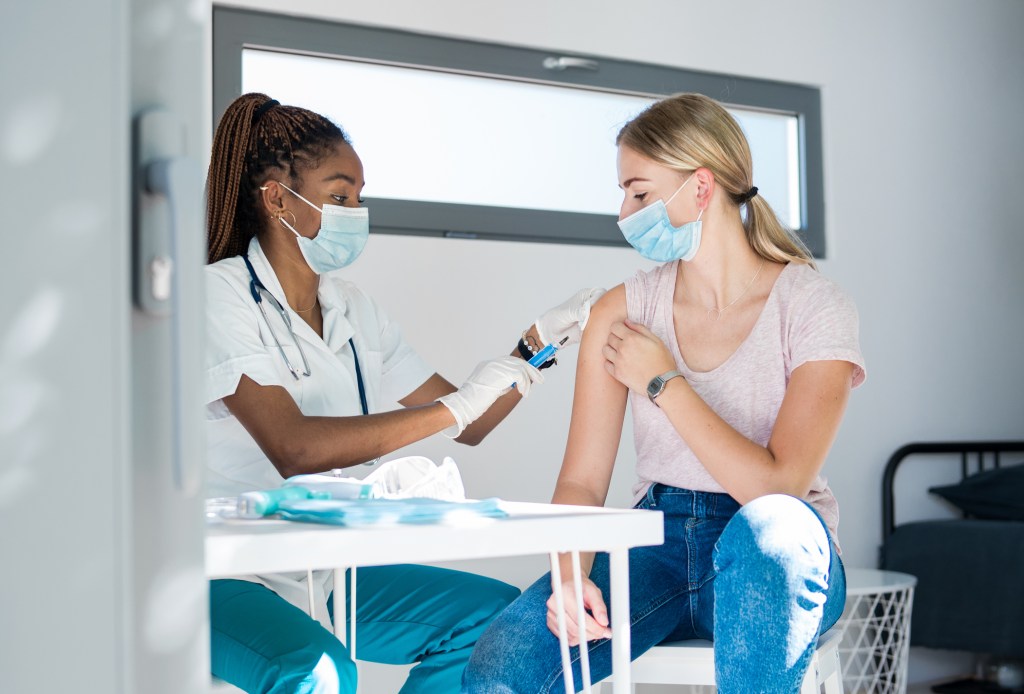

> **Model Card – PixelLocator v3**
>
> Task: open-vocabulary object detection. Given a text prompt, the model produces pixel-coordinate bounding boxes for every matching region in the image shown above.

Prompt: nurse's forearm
[226,376,461,477]
[455,388,522,445]
[283,403,458,475]
[454,323,543,446]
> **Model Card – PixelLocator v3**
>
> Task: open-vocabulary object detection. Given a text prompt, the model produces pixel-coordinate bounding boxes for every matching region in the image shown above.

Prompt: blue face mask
[274,182,369,273]
[617,174,703,263]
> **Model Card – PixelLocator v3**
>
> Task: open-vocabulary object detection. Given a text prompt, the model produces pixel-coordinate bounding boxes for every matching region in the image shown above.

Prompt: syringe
[513,336,569,388]
[528,335,569,368]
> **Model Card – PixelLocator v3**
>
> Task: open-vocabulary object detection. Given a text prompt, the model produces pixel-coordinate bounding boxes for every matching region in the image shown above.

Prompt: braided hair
[206,93,350,264]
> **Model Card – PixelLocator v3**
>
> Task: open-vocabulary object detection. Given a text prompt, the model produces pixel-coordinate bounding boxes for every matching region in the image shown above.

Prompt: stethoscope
[242,255,370,418]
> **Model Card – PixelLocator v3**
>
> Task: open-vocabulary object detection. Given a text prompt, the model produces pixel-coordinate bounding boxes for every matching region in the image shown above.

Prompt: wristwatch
[647,370,683,404]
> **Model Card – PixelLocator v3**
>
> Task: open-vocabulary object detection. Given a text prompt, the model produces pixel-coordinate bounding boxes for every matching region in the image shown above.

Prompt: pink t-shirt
[624,261,866,546]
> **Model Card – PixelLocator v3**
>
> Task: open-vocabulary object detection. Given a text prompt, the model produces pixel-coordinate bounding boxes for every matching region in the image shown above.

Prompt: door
[1,1,208,692]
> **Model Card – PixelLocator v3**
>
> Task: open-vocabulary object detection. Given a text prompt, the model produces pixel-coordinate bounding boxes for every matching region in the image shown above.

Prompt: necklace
[704,258,766,321]
[291,296,318,313]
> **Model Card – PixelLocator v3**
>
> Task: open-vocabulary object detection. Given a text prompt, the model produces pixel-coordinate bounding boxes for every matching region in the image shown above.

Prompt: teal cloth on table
[277,497,507,526]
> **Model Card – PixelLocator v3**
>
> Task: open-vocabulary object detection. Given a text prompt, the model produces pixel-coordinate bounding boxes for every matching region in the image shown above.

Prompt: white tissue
[363,456,466,501]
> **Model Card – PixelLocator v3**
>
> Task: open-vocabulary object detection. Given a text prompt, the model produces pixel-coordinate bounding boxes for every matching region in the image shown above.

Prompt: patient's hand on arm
[603,319,676,393]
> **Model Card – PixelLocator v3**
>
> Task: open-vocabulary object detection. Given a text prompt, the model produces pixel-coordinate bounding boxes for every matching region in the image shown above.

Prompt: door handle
[134,109,203,495]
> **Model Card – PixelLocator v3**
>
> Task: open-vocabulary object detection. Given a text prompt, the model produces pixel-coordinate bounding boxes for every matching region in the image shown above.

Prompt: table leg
[350,566,357,661]
[571,551,593,694]
[332,567,359,693]
[306,569,317,622]
[609,548,631,694]
[333,568,346,645]
[549,552,576,694]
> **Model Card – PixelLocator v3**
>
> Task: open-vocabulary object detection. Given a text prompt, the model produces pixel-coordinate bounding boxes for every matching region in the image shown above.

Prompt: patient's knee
[717,494,829,568]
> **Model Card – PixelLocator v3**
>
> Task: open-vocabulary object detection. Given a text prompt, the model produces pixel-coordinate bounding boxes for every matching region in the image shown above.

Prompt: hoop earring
[272,209,298,228]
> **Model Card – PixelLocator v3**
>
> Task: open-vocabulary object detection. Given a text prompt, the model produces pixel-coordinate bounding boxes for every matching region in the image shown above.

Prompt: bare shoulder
[587,283,627,328]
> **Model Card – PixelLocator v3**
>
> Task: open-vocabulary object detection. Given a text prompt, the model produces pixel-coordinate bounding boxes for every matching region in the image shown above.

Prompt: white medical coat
[205,236,434,627]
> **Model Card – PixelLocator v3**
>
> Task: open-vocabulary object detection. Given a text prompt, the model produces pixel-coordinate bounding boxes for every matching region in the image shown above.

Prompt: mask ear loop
[275,181,322,213]
[664,173,695,206]
[262,182,324,242]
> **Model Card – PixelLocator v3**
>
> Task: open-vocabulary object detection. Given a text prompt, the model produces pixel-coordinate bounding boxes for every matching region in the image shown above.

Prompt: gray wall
[214,0,1024,689]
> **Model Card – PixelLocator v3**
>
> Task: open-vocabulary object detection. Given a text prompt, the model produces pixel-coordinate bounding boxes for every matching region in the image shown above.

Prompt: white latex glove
[437,356,544,438]
[535,287,607,348]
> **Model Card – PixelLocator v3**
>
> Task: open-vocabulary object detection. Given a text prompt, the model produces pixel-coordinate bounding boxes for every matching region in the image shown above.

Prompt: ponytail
[745,192,815,268]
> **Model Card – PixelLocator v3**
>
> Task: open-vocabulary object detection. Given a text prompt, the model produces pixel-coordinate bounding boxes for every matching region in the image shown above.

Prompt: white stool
[835,569,916,694]
[210,678,246,693]
[601,627,845,693]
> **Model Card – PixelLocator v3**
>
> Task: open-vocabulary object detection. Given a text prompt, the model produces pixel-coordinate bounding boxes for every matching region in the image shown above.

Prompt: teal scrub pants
[211,564,520,694]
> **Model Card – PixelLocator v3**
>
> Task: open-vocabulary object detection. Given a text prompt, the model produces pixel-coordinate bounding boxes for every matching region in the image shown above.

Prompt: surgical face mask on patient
[617,174,703,263]
[273,181,369,274]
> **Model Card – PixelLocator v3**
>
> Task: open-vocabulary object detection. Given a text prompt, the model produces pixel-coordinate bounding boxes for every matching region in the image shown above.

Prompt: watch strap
[648,369,683,403]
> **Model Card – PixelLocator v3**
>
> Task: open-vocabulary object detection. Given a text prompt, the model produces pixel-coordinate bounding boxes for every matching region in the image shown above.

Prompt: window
[215,8,825,255]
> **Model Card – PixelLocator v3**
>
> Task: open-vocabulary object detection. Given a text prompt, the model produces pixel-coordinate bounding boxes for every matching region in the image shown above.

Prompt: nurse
[204,92,604,693]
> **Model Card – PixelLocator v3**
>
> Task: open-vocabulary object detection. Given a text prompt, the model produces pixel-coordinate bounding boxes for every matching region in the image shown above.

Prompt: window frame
[213,7,826,256]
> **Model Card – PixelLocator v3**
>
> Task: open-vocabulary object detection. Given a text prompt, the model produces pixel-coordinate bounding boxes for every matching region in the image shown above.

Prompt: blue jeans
[211,564,520,694]
[463,487,846,694]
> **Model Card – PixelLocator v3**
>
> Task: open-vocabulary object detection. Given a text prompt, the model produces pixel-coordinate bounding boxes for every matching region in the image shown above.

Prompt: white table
[836,568,917,694]
[206,501,664,693]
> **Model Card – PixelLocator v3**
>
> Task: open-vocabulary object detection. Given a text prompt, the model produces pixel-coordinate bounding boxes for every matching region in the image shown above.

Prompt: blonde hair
[617,93,814,268]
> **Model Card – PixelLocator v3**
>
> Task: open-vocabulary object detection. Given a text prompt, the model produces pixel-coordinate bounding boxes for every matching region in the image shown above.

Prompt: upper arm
[555,285,630,504]
[767,274,864,492]
[205,271,289,404]
[766,359,855,494]
[223,375,307,474]
[206,269,308,476]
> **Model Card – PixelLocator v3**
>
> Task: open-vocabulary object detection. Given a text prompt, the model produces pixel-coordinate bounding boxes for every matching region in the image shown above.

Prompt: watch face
[647,376,663,399]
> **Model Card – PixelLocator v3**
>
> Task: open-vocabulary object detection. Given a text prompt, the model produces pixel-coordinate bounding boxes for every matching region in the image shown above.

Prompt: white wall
[215,0,1024,688]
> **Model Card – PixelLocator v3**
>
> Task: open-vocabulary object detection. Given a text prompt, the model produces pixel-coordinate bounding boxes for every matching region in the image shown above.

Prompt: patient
[463,93,866,693]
